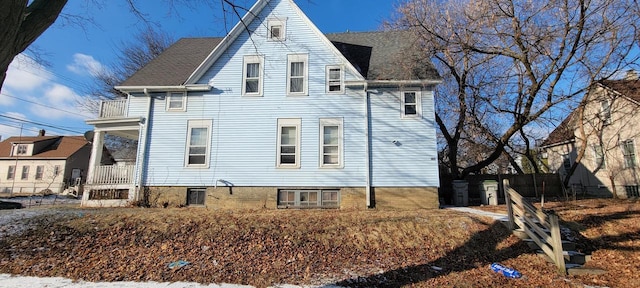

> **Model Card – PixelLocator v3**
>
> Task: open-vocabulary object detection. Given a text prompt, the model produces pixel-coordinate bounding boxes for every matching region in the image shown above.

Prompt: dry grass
[0,203,637,287]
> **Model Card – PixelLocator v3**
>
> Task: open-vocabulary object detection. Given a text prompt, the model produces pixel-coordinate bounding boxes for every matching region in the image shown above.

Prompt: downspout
[135,88,152,201]
[364,83,372,208]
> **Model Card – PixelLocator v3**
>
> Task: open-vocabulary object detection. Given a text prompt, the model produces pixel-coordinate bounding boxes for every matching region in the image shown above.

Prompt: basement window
[187,188,206,206]
[625,185,639,198]
[277,189,340,208]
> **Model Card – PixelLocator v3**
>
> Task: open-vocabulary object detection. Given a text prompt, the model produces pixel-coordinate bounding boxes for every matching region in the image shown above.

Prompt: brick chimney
[38,129,45,136]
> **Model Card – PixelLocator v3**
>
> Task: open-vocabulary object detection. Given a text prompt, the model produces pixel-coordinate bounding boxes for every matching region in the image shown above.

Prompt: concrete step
[567,266,607,276]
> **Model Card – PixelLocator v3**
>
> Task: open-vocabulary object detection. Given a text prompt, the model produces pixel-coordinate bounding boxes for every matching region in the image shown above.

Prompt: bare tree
[394,0,639,180]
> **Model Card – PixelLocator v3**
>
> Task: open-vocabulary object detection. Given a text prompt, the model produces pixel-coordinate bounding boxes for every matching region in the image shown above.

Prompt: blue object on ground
[168,260,190,269]
[491,262,522,278]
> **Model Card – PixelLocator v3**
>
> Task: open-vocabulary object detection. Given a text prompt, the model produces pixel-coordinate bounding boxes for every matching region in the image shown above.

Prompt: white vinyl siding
[319,118,343,168]
[287,54,308,96]
[167,92,186,111]
[277,118,301,168]
[185,120,213,168]
[326,65,344,93]
[401,90,421,118]
[242,55,264,96]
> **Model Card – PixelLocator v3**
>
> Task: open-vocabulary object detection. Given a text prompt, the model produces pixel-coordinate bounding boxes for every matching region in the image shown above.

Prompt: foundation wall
[144,186,438,210]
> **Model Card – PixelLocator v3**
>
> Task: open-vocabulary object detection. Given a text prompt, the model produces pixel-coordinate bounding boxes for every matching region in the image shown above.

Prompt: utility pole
[10,124,23,197]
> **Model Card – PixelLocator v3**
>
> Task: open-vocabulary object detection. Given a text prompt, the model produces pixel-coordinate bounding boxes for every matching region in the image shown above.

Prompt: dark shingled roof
[120,38,223,87]
[598,79,640,103]
[540,111,576,147]
[119,31,440,87]
[326,31,440,81]
[0,136,90,159]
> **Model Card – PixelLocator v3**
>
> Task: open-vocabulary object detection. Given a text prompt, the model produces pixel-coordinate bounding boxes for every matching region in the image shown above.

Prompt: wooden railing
[504,179,566,275]
[99,99,128,118]
[90,165,135,185]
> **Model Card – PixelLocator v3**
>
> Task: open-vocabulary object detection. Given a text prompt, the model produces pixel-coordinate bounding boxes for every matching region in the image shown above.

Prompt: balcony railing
[99,99,128,118]
[90,165,135,185]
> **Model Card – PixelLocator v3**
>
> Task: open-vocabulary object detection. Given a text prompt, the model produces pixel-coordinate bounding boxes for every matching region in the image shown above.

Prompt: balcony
[99,99,128,118]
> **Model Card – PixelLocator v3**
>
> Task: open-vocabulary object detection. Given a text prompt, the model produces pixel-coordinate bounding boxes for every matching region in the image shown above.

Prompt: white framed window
[6,165,15,180]
[267,18,286,41]
[16,144,27,155]
[277,189,339,208]
[319,118,343,168]
[185,120,213,167]
[277,118,301,168]
[53,165,60,177]
[242,55,264,96]
[21,166,29,180]
[592,145,606,169]
[600,99,612,125]
[35,165,44,180]
[401,90,421,118]
[326,65,344,93]
[622,139,636,168]
[166,92,186,111]
[287,54,308,96]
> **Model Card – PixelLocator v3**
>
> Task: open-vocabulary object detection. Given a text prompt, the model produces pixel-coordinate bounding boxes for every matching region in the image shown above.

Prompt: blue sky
[0,0,399,139]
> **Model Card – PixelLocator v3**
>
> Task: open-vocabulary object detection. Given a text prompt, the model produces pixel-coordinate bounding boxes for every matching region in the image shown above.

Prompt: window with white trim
[242,55,263,96]
[21,166,29,180]
[320,118,343,168]
[401,90,421,118]
[592,145,606,169]
[600,99,612,125]
[167,92,186,111]
[277,118,301,168]
[287,54,308,95]
[622,139,636,168]
[326,65,344,93]
[16,144,27,155]
[267,18,286,41]
[35,165,44,180]
[562,154,572,172]
[6,165,15,180]
[185,120,212,167]
[277,189,340,208]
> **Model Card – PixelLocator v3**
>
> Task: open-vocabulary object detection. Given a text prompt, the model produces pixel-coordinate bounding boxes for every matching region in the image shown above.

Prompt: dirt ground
[0,198,637,287]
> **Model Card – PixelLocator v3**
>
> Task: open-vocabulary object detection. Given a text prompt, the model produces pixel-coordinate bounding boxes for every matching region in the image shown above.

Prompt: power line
[0,92,93,117]
[0,114,85,134]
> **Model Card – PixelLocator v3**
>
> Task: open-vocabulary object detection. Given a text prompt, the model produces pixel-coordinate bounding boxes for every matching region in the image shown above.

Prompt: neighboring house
[0,133,92,195]
[84,0,441,209]
[541,71,640,199]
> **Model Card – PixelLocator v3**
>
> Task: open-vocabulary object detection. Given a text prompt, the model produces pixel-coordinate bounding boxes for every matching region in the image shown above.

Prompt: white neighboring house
[0,134,92,195]
[541,71,640,198]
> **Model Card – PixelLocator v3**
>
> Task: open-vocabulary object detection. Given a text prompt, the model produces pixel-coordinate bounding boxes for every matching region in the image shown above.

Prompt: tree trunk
[0,0,68,90]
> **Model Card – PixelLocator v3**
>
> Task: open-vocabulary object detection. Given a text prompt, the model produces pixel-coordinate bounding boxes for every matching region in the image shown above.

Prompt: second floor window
[35,165,44,180]
[326,66,344,93]
[21,166,29,180]
[592,145,606,169]
[7,166,15,180]
[167,92,186,111]
[287,54,308,95]
[600,100,611,125]
[401,90,421,118]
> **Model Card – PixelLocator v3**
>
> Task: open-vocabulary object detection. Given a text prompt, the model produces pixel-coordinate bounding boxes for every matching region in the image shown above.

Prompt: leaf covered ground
[0,200,637,287]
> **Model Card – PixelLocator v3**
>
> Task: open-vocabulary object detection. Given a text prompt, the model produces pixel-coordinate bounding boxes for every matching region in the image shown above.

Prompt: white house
[84,0,441,209]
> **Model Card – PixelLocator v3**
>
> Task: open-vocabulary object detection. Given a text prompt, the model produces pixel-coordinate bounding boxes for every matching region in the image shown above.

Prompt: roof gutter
[114,84,212,93]
[346,79,442,88]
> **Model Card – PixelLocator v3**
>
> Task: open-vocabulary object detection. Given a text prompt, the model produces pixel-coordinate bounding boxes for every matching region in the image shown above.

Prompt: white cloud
[2,54,52,93]
[67,53,106,77]
[0,112,31,139]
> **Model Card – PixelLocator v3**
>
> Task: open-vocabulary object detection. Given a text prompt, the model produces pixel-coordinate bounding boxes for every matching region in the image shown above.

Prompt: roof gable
[185,0,364,85]
[598,79,640,104]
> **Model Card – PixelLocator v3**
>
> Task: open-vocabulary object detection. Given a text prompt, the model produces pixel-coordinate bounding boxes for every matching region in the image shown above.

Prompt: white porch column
[86,131,105,184]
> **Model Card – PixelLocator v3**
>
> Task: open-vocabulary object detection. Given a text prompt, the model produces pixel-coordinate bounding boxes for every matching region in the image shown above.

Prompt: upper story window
[287,54,308,96]
[6,165,15,180]
[267,18,286,41]
[21,166,29,180]
[326,65,344,93]
[167,92,186,111]
[35,165,44,180]
[185,120,213,167]
[53,165,60,177]
[277,118,301,168]
[600,99,611,125]
[320,118,343,168]
[16,144,27,155]
[401,90,421,118]
[592,145,606,169]
[242,55,264,96]
[622,139,636,168]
